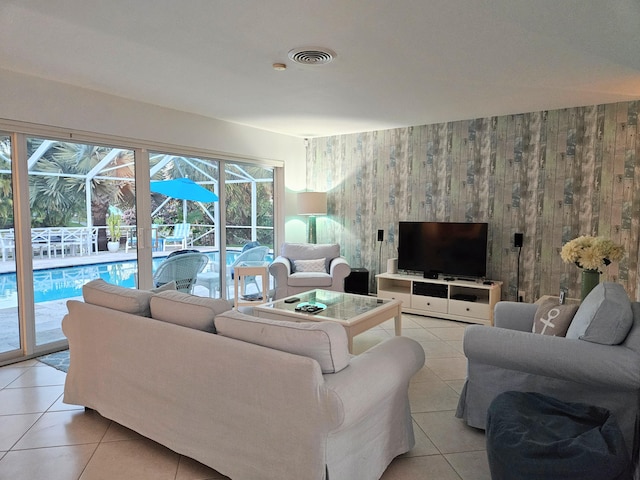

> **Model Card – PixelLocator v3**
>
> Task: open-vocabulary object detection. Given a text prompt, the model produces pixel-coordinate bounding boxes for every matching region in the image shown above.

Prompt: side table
[234,262,270,308]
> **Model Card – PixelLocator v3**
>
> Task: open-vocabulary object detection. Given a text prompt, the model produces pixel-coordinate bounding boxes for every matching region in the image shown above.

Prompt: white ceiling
[1,0,639,138]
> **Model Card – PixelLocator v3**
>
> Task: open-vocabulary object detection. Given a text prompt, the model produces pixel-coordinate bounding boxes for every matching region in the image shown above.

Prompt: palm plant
[0,137,13,227]
[29,140,132,228]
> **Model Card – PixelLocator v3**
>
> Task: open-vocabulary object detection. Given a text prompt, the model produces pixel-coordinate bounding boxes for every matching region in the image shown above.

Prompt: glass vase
[581,269,600,300]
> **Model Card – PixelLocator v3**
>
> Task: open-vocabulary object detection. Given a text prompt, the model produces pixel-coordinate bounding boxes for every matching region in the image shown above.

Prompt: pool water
[0,251,270,304]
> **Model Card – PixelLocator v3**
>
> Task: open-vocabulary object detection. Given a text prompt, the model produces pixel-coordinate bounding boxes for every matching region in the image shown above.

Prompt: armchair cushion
[566,283,633,345]
[288,272,333,287]
[532,299,578,337]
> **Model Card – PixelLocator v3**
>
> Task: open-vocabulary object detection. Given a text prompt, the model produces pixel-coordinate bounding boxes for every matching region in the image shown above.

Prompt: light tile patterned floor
[0,314,490,480]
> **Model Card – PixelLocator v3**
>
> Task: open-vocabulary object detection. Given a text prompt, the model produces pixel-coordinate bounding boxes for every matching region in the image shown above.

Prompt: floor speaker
[345,268,369,295]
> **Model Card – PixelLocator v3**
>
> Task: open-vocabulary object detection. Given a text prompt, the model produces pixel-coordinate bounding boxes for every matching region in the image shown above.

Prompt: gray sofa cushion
[150,290,232,333]
[215,310,350,373]
[82,278,176,317]
[566,283,633,345]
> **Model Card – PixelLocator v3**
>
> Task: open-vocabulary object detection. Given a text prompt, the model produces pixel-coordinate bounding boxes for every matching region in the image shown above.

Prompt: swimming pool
[0,251,271,304]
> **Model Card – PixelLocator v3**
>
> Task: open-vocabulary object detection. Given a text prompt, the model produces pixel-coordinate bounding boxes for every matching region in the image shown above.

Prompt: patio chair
[196,246,269,298]
[0,229,15,262]
[163,223,192,250]
[153,252,209,293]
[126,225,165,252]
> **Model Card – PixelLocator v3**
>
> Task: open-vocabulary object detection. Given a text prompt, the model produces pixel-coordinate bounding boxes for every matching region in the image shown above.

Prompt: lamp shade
[298,192,327,216]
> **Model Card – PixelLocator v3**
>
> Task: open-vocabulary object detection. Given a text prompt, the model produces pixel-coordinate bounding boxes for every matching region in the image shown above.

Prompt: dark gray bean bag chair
[486,391,631,480]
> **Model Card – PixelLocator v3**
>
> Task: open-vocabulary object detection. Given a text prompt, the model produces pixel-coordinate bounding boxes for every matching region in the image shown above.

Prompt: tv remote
[284,297,300,303]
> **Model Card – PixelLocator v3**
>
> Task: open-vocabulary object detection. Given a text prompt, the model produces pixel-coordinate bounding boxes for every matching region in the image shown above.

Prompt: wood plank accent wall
[307,101,640,301]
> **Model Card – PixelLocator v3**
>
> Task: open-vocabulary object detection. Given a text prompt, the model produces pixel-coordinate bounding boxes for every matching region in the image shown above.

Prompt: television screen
[397,222,488,278]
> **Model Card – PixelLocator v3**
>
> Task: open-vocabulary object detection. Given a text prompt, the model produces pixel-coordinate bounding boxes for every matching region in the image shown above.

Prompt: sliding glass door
[0,134,20,357]
[224,162,274,299]
[27,138,136,347]
[149,152,220,297]
[0,126,281,365]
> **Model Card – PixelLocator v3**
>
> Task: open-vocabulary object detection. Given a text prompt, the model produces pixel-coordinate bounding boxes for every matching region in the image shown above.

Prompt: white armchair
[269,243,351,300]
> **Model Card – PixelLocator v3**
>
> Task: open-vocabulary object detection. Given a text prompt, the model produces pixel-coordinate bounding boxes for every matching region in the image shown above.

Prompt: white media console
[376,272,503,325]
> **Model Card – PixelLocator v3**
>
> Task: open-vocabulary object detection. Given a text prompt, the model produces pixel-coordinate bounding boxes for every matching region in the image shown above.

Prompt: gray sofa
[269,243,351,299]
[456,283,640,466]
[63,279,424,480]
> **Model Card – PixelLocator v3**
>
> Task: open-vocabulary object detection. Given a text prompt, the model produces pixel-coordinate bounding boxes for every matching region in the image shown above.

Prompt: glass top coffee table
[254,289,402,353]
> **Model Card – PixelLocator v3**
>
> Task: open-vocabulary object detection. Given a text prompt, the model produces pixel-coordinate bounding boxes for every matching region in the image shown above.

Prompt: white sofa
[63,279,424,480]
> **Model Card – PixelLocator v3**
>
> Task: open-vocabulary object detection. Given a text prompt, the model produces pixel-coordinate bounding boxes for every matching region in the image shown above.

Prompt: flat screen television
[397,221,488,278]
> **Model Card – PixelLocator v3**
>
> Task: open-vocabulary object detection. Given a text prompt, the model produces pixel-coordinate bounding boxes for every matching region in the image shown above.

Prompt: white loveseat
[63,279,424,480]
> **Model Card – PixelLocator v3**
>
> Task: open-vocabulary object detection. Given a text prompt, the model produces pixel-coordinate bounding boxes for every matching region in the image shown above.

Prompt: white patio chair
[126,225,165,252]
[31,228,53,258]
[163,223,192,250]
[153,251,208,293]
[0,229,15,262]
[196,246,269,298]
[61,228,85,257]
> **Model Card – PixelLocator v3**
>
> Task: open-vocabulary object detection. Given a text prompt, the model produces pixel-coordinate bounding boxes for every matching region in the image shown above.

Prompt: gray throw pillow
[532,299,578,337]
[565,283,633,345]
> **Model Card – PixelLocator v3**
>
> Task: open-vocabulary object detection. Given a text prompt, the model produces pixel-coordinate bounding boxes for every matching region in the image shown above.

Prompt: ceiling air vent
[288,47,336,65]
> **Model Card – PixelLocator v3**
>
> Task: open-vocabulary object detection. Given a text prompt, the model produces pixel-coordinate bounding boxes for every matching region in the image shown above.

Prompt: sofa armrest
[329,256,351,282]
[323,336,424,428]
[493,301,538,331]
[463,325,640,389]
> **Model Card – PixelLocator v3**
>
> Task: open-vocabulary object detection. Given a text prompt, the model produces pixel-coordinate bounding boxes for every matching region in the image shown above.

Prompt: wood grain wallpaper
[307,101,640,301]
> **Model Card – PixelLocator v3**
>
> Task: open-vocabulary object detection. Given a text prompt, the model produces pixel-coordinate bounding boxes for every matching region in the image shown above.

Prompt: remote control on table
[284,297,300,303]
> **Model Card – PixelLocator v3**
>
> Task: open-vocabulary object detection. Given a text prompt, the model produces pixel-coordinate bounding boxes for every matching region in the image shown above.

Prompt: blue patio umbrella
[150,178,218,237]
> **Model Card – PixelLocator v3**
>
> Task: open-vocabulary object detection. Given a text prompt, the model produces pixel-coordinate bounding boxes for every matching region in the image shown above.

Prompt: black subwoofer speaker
[344,268,369,295]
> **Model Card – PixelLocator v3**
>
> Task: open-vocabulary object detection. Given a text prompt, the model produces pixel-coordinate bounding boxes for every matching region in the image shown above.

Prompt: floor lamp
[298,192,327,244]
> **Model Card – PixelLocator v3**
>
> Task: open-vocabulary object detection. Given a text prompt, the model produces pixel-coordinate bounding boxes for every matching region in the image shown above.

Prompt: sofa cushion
[150,290,232,333]
[82,278,175,317]
[532,299,578,337]
[293,258,326,273]
[215,310,350,373]
[565,283,633,345]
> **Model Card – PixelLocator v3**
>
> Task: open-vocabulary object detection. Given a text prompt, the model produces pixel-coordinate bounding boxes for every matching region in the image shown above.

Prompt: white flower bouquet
[560,235,624,271]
